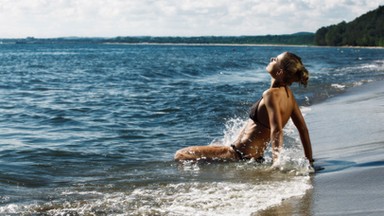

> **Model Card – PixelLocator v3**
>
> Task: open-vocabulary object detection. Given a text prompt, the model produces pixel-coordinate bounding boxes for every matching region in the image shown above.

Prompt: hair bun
[300,67,309,87]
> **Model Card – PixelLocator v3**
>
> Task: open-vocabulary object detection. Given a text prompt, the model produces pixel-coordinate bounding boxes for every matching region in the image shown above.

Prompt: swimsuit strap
[284,85,289,98]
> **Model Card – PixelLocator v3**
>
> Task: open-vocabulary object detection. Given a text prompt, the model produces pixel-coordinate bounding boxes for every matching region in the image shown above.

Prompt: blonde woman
[175,52,314,166]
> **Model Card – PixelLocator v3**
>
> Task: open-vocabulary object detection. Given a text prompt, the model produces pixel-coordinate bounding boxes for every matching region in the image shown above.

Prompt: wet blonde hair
[280,52,309,87]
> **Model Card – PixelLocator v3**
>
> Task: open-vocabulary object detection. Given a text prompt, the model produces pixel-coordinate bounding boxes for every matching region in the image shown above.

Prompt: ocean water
[0,44,383,215]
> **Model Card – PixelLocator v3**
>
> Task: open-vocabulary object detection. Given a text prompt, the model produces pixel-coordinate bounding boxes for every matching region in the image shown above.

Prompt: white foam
[360,60,384,70]
[331,83,346,90]
[4,177,310,216]
[126,179,311,216]
[0,204,19,214]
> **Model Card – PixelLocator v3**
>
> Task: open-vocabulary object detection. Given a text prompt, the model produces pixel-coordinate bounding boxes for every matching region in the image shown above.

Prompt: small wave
[331,83,346,90]
[360,60,384,70]
[2,177,311,216]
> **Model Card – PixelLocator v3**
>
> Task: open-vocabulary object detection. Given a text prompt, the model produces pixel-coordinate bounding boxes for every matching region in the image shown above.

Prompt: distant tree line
[104,33,315,45]
[2,34,315,45]
[315,5,384,46]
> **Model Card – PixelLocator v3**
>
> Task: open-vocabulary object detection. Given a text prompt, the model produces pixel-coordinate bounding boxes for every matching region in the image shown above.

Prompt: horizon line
[0,32,315,40]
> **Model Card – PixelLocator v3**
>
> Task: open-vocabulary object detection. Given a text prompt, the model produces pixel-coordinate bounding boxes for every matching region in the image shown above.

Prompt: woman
[174,52,314,166]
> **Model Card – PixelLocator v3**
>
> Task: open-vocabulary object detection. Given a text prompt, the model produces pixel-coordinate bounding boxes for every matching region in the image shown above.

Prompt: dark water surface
[0,44,383,215]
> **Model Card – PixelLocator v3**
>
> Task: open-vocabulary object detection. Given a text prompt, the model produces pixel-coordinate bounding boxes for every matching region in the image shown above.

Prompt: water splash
[208,117,247,147]
[208,111,314,175]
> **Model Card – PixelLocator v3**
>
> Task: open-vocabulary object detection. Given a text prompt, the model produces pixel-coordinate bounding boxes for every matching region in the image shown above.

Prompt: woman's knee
[174,147,194,161]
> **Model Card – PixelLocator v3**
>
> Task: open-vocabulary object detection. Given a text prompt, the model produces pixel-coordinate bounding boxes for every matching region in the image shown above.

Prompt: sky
[0,0,382,38]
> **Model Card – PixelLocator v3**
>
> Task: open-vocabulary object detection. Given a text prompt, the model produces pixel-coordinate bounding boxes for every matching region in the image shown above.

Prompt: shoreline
[102,42,384,49]
[257,80,384,215]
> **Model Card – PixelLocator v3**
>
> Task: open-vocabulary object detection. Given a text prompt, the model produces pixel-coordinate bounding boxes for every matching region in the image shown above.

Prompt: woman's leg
[174,145,237,161]
[174,120,268,161]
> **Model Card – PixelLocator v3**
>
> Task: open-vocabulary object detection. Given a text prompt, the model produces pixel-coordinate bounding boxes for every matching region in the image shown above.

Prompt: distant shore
[102,42,313,47]
[102,42,384,49]
[0,33,316,46]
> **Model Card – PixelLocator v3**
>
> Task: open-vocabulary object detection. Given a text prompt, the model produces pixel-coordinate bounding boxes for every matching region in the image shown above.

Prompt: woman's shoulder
[262,88,282,98]
[263,87,295,103]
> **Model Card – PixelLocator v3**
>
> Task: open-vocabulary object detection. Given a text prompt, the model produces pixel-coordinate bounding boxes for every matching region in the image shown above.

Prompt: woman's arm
[263,91,284,164]
[291,102,313,164]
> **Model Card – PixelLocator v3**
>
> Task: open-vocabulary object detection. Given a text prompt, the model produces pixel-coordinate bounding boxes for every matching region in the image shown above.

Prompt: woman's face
[266,53,285,76]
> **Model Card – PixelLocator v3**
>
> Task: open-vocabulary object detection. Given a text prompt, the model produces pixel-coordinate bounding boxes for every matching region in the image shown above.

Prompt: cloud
[0,0,382,37]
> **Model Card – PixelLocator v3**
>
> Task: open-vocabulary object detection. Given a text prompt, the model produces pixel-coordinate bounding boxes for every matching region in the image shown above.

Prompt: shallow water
[0,44,383,215]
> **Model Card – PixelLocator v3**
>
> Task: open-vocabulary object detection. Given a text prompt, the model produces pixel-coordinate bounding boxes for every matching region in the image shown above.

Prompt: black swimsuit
[249,97,270,129]
[231,144,265,162]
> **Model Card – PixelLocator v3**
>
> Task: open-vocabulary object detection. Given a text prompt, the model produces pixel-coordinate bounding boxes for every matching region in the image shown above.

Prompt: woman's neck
[270,78,286,88]
[270,78,290,97]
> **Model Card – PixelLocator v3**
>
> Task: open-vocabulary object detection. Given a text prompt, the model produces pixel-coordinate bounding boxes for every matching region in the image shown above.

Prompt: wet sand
[256,80,384,216]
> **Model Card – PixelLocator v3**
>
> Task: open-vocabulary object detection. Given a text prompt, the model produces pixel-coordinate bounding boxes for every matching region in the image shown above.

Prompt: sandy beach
[257,80,384,216]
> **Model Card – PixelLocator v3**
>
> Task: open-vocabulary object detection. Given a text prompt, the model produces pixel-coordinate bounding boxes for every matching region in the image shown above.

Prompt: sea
[0,43,383,215]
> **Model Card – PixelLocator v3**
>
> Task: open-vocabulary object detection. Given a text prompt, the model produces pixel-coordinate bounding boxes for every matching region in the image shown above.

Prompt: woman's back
[257,86,296,130]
